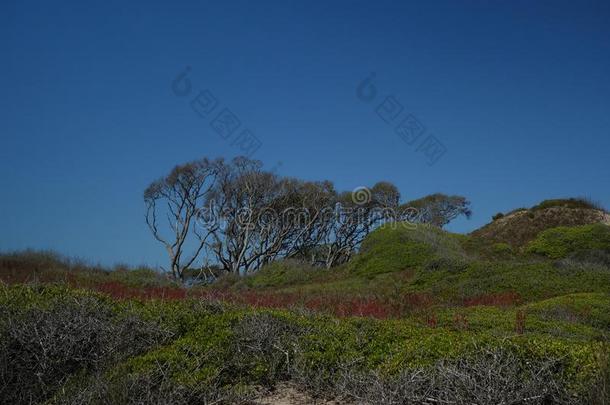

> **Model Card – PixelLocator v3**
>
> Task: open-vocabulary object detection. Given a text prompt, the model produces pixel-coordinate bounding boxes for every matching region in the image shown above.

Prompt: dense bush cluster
[0,286,175,404]
[0,249,171,287]
[492,211,505,220]
[348,223,467,278]
[532,198,606,212]
[1,284,608,404]
[527,223,610,259]
[144,156,472,281]
[2,200,610,404]
[471,200,607,248]
[327,347,578,404]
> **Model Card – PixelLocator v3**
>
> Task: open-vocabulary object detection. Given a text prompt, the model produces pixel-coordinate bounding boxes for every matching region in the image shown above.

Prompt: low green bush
[0,250,172,288]
[492,212,505,221]
[3,284,609,404]
[459,235,513,260]
[492,242,513,254]
[527,224,610,259]
[525,293,610,331]
[407,260,610,303]
[560,249,610,269]
[0,284,173,404]
[242,259,323,288]
[424,257,469,274]
[532,198,605,212]
[59,309,606,404]
[349,224,466,277]
[105,266,171,288]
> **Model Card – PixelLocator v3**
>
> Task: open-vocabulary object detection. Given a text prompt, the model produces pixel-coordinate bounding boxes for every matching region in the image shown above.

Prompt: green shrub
[492,242,512,254]
[349,224,466,277]
[532,198,605,212]
[329,344,577,404]
[527,224,610,259]
[560,249,610,269]
[525,293,610,331]
[492,212,504,221]
[101,311,605,402]
[4,285,609,404]
[0,285,172,405]
[243,260,323,288]
[50,366,253,405]
[106,267,170,288]
[407,260,610,304]
[120,298,225,338]
[0,250,172,288]
[459,236,513,260]
[424,257,469,274]
[211,272,241,289]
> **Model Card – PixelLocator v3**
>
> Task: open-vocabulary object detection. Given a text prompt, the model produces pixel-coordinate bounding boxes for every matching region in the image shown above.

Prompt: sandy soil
[251,383,349,405]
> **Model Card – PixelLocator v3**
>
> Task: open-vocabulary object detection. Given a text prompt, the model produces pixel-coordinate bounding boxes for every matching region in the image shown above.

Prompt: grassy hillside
[471,198,608,247]
[235,223,610,309]
[1,284,608,404]
[1,206,610,404]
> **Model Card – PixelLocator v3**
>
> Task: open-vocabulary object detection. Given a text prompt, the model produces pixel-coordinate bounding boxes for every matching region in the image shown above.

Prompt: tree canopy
[144,157,471,281]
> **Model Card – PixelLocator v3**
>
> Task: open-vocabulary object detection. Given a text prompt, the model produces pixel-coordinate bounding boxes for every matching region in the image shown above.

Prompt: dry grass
[471,205,607,247]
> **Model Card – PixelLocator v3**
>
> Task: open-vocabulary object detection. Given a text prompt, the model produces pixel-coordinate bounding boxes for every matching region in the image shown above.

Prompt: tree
[202,157,311,275]
[371,181,400,209]
[282,180,338,265]
[144,158,220,282]
[144,156,472,278]
[315,183,399,268]
[403,193,471,228]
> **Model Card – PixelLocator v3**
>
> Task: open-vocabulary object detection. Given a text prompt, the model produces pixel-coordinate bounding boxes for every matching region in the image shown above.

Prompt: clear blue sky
[1,0,609,267]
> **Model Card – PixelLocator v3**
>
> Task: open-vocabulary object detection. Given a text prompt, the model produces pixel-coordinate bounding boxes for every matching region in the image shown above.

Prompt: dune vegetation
[1,200,610,404]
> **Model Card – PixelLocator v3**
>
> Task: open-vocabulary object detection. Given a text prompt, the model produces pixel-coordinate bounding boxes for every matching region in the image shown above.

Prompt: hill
[2,200,610,404]
[234,222,610,312]
[471,198,609,247]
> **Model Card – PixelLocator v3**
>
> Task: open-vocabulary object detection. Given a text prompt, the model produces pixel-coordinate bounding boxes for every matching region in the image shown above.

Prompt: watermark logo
[356,73,447,166]
[351,186,372,205]
[171,66,262,159]
[193,200,420,232]
[356,72,377,102]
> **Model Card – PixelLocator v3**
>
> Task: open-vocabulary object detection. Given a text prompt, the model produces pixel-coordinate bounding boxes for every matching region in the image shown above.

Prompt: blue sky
[1,0,609,267]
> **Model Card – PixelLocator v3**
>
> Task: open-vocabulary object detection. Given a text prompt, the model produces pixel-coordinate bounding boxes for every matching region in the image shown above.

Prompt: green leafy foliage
[3,202,610,404]
[1,283,609,404]
[527,224,610,259]
[242,260,324,288]
[348,224,466,277]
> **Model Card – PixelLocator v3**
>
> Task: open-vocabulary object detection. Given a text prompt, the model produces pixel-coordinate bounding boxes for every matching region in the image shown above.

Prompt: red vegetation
[0,256,524,320]
[305,295,394,318]
[196,290,424,319]
[94,281,187,300]
[463,292,521,308]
